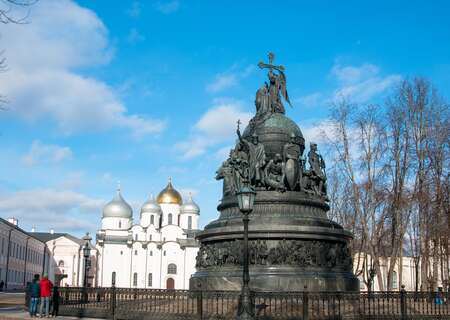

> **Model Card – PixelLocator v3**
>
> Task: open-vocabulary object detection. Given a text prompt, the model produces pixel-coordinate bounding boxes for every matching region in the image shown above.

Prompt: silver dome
[140,194,162,214]
[181,193,200,214]
[102,187,133,219]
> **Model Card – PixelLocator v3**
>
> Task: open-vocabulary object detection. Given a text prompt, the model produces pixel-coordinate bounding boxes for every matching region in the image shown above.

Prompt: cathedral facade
[95,180,200,289]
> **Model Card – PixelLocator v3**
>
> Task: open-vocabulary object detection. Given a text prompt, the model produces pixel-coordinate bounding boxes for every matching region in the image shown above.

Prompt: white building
[354,252,450,292]
[96,179,200,289]
[33,232,97,287]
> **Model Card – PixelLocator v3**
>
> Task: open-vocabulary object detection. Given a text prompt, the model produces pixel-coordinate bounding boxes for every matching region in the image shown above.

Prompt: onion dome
[140,194,162,214]
[102,185,133,219]
[181,193,200,214]
[156,178,183,205]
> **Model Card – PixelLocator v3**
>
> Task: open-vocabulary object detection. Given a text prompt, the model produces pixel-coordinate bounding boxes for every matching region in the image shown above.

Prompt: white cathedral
[95,179,200,289]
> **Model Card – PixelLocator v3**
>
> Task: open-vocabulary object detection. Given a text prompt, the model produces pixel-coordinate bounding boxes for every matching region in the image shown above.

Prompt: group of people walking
[27,273,59,318]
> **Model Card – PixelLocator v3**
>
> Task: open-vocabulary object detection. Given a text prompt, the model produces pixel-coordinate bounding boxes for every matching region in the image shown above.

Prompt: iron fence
[57,286,450,320]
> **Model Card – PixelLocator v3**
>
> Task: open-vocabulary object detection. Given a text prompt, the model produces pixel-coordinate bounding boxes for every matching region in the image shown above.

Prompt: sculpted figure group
[215,52,327,200]
[196,239,352,270]
[216,125,328,200]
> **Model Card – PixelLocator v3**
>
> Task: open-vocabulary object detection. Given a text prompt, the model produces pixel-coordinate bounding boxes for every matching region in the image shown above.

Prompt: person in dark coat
[29,274,40,317]
[51,286,60,317]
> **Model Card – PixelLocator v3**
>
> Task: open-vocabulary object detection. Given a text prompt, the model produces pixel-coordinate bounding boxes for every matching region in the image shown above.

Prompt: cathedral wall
[130,242,147,288]
[184,246,199,289]
[160,225,183,242]
[102,217,132,230]
[145,242,162,288]
[179,213,199,230]
[161,241,184,289]
[160,203,181,227]
[101,243,132,288]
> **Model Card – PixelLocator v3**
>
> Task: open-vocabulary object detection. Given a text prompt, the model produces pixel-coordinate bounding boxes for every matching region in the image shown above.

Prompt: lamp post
[82,233,91,302]
[236,185,256,320]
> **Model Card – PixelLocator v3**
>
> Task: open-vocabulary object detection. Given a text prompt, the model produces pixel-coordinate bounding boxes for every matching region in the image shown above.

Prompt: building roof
[0,217,46,244]
[32,232,85,246]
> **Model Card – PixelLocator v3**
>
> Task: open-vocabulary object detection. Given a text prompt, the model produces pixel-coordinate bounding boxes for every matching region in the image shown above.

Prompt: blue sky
[0,0,449,236]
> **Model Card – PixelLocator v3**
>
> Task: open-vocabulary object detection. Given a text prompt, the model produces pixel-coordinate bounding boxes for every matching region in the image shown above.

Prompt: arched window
[135,234,138,241]
[188,216,192,230]
[392,271,398,289]
[150,215,154,225]
[134,250,138,256]
[58,260,64,267]
[133,272,138,287]
[168,263,177,275]
[168,214,173,225]
[111,272,116,285]
[178,215,180,226]
[119,221,122,228]
[148,273,152,287]
[150,251,153,256]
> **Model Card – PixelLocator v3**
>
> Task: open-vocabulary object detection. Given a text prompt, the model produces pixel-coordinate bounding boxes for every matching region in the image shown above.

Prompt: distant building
[96,179,200,289]
[0,218,50,290]
[354,252,449,291]
[33,232,97,287]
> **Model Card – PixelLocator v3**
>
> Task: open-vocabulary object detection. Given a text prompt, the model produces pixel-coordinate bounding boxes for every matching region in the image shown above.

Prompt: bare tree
[325,100,389,290]
[0,0,38,109]
[325,78,449,292]
[0,0,37,24]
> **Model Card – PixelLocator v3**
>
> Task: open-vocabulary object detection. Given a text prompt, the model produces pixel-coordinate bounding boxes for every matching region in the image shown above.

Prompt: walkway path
[0,292,100,319]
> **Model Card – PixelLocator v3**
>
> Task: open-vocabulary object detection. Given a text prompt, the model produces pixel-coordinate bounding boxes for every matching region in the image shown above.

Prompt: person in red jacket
[39,273,53,318]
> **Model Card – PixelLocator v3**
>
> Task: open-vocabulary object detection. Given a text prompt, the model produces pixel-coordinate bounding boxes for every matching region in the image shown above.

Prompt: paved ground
[0,293,99,319]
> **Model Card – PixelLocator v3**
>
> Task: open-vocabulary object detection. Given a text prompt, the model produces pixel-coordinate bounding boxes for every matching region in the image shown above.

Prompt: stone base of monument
[190,191,360,292]
[191,269,359,292]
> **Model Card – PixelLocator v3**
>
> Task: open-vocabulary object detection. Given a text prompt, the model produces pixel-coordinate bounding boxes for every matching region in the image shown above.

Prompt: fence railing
[57,286,450,320]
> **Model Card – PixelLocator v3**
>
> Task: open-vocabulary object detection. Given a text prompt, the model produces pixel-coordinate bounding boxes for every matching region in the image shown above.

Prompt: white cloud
[155,0,180,14]
[59,171,84,190]
[0,0,165,137]
[206,74,237,93]
[206,65,255,93]
[302,120,336,145]
[295,92,324,108]
[176,100,252,159]
[126,1,141,18]
[22,140,72,166]
[0,188,103,233]
[331,63,379,85]
[331,63,401,103]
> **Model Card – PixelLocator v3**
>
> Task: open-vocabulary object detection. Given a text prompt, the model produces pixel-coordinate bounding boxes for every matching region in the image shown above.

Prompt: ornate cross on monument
[258,52,285,72]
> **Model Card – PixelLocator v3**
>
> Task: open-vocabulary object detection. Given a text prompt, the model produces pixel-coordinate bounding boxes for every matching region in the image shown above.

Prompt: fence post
[400,285,407,320]
[303,285,309,320]
[196,290,203,320]
[110,285,116,320]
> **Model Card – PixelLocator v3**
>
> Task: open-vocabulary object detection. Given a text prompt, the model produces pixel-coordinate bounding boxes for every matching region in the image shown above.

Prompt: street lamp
[236,185,256,320]
[82,233,92,289]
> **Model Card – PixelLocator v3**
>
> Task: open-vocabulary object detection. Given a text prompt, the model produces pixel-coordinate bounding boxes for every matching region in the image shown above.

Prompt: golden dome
[156,178,183,205]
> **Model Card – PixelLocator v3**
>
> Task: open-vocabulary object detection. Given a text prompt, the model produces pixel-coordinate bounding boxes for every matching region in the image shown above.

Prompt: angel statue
[258,52,292,114]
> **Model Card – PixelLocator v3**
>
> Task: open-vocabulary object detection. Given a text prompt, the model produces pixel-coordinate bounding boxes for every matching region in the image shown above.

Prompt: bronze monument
[191,53,358,292]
